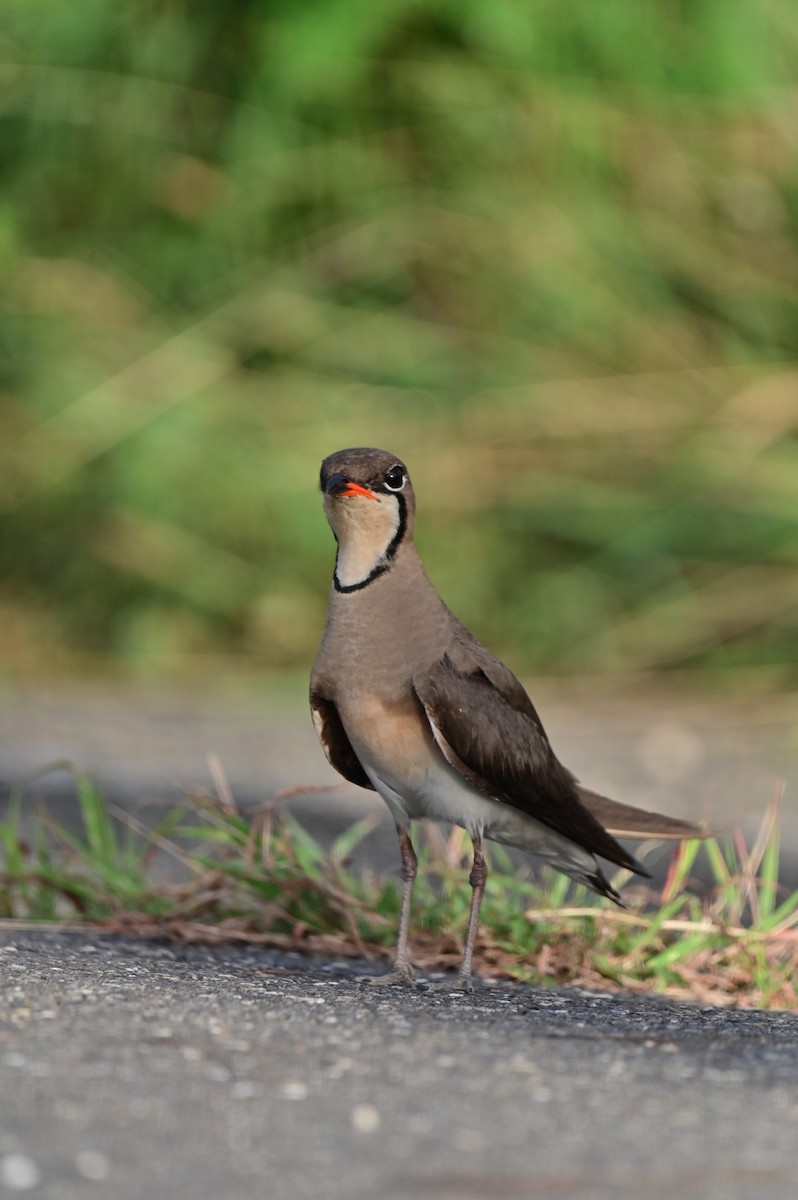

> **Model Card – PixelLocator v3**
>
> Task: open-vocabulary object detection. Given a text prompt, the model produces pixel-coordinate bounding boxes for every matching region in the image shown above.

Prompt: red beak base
[340,482,378,500]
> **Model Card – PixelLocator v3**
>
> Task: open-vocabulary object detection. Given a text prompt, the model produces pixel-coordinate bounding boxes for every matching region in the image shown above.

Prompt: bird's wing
[310,690,375,792]
[412,629,642,871]
[576,787,706,840]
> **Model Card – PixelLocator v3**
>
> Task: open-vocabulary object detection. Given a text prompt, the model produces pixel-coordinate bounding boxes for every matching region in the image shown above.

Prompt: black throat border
[333,493,407,594]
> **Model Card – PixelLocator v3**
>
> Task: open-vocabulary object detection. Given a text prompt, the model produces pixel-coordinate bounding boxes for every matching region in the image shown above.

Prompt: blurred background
[1,2,797,843]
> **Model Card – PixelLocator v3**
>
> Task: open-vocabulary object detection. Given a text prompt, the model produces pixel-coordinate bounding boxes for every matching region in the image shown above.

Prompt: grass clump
[1,767,796,1011]
[0,766,182,922]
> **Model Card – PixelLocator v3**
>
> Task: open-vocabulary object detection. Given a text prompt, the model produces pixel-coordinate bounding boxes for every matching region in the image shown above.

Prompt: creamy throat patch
[329,493,402,589]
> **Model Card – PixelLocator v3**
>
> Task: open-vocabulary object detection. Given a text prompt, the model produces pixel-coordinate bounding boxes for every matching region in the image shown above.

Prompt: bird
[310,446,704,989]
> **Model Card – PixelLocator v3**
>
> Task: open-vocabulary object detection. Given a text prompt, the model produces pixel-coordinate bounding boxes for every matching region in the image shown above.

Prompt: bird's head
[319,447,415,592]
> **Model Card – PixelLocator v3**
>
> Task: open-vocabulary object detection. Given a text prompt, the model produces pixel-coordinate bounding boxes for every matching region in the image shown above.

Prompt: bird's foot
[361,962,418,988]
[427,972,477,994]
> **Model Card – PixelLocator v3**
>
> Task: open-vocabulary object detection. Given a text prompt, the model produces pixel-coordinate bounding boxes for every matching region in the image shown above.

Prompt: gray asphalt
[2,931,797,1200]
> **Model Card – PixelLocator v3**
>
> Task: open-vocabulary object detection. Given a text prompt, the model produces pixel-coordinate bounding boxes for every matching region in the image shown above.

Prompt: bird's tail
[576,786,708,842]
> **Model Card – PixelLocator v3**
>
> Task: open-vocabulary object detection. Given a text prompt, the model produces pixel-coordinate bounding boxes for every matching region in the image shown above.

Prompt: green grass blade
[661,837,702,902]
[757,824,781,922]
[703,835,734,886]
[330,816,379,864]
[645,930,722,973]
[74,770,119,866]
[759,888,798,933]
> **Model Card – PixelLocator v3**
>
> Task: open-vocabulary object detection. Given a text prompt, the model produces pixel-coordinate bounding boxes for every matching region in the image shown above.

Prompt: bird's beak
[325,474,378,501]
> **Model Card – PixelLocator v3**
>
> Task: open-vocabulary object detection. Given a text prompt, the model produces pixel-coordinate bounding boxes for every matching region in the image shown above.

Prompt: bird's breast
[336,692,434,805]
[335,691,500,832]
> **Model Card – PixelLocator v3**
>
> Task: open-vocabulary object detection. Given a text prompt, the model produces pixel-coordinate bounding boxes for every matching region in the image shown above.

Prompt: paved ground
[1,932,797,1200]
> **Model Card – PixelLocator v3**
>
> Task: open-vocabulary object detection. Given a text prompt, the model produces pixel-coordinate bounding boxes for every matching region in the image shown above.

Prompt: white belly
[361,746,596,881]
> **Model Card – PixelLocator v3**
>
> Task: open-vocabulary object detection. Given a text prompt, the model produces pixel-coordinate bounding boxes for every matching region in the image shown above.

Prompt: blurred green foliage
[1,1,797,688]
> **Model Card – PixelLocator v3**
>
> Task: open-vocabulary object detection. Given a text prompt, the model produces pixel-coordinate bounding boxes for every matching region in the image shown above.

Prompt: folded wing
[310,690,375,792]
[413,630,656,874]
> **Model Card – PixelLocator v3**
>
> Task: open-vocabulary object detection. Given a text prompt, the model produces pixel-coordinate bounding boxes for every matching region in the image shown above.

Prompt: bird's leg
[459,834,487,985]
[392,827,418,977]
[432,832,487,993]
[363,825,418,987]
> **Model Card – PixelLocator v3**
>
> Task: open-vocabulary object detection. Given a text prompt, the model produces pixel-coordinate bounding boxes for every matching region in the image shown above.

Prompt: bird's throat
[332,495,405,593]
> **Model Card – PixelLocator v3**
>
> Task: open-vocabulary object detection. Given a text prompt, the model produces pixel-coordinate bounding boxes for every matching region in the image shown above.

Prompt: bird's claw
[361,964,418,988]
[427,973,476,994]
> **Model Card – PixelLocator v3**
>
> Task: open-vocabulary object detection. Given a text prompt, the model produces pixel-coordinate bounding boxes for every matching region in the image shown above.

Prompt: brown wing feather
[413,635,644,873]
[310,692,375,792]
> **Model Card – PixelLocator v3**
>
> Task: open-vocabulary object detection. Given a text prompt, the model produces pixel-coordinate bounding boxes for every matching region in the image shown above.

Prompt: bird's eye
[384,465,405,491]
